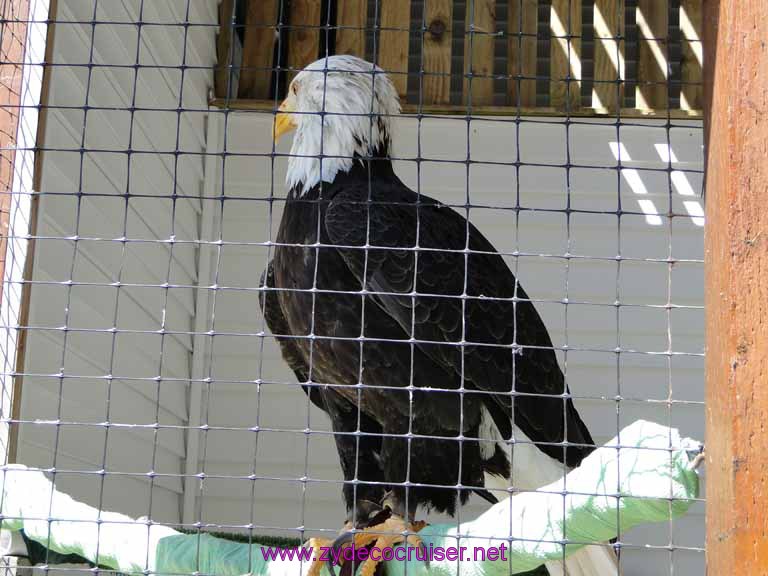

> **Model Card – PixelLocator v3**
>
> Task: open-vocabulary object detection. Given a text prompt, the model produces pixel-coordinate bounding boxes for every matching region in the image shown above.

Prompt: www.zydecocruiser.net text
[262,544,511,565]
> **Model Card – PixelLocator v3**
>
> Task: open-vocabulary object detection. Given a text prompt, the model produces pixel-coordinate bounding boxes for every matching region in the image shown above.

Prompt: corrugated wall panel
[196,112,704,575]
[16,0,218,524]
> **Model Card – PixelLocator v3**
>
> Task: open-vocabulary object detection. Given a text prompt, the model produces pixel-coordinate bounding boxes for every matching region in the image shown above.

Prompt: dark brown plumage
[259,150,594,526]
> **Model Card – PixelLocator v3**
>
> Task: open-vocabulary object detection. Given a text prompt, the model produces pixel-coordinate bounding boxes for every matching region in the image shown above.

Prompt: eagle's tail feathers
[472,488,499,505]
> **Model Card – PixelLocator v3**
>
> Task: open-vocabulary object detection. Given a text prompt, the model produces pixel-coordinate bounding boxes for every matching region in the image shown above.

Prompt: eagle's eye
[291,82,298,95]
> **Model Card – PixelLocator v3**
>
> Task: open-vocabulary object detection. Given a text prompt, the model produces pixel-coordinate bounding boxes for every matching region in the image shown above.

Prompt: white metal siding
[198,112,705,575]
[16,0,218,524]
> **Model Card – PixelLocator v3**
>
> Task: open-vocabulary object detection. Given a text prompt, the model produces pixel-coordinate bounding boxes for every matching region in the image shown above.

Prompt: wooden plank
[592,0,624,111]
[0,0,32,313]
[9,0,57,464]
[287,0,321,80]
[508,0,538,107]
[214,0,236,99]
[422,0,453,105]
[705,1,768,572]
[463,0,496,106]
[212,98,704,119]
[680,0,703,111]
[379,0,411,98]
[549,0,582,110]
[238,0,278,99]
[336,0,367,58]
[636,0,668,110]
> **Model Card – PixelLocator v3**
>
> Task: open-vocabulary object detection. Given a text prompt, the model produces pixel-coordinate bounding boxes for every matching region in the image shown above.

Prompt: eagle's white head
[273,55,401,194]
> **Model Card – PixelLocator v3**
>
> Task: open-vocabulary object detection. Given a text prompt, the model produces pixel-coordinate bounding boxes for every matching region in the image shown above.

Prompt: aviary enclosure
[0,1,707,575]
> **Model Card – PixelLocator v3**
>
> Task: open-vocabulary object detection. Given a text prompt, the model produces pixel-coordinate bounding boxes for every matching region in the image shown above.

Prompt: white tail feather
[479,407,619,575]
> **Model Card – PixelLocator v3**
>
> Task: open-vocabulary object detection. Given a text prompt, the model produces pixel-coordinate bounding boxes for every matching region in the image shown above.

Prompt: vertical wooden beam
[238,0,279,99]
[422,0,453,104]
[287,0,321,81]
[463,0,496,106]
[705,0,768,573]
[0,0,32,305]
[636,0,668,110]
[508,0,538,107]
[1,0,33,464]
[592,0,624,111]
[9,0,57,464]
[215,0,236,99]
[336,0,367,58]
[550,0,582,110]
[680,0,703,111]
[379,0,411,98]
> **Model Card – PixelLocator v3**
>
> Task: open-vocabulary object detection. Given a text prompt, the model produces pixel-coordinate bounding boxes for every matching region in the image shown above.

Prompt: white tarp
[0,420,701,575]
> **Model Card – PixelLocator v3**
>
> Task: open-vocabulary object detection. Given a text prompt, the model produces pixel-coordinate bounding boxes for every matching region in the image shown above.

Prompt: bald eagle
[260,56,617,575]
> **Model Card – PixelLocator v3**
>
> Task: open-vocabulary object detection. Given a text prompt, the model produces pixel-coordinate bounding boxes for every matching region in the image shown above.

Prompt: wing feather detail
[324,181,594,465]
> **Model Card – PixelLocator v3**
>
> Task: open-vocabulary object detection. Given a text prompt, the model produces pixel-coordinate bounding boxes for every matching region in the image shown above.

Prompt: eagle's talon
[317,512,428,576]
[329,530,355,553]
[355,513,429,576]
[324,518,390,576]
[305,537,335,576]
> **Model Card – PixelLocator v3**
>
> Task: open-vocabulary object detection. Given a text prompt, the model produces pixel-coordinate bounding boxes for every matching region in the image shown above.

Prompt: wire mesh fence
[0,1,704,575]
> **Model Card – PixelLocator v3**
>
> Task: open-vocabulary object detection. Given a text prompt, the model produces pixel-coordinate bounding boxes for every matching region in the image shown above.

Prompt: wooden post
[379,0,411,98]
[8,0,56,464]
[336,0,367,58]
[704,0,768,572]
[592,0,624,111]
[0,0,33,464]
[215,0,236,99]
[636,0,668,110]
[680,0,703,112]
[422,0,453,105]
[463,0,496,106]
[0,0,31,302]
[508,0,538,107]
[549,0,582,110]
[287,0,321,81]
[238,0,279,99]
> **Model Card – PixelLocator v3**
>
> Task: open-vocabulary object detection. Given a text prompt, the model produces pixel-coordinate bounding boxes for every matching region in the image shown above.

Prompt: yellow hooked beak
[273,96,297,143]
